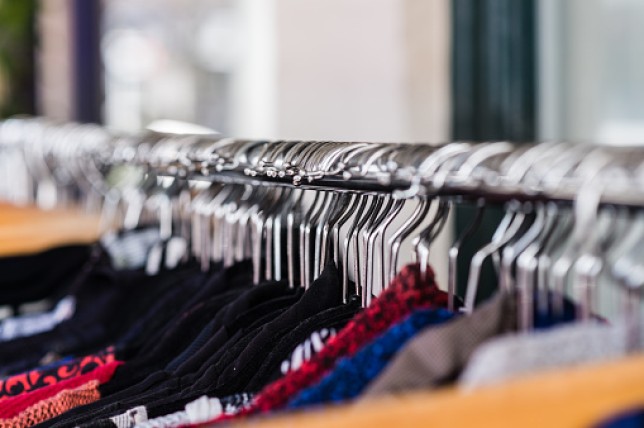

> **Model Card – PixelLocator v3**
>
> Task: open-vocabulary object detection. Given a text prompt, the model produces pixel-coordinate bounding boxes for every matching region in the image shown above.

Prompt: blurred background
[2,0,644,289]
[0,0,639,144]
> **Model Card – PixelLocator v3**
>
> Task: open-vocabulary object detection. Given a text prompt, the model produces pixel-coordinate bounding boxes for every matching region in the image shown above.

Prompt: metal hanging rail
[1,117,644,207]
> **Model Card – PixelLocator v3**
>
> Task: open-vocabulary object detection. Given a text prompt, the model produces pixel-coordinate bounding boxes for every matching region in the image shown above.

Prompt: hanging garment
[72,263,352,427]
[100,287,246,394]
[120,322,350,428]
[0,261,203,377]
[72,281,302,424]
[285,307,455,409]
[39,262,351,428]
[459,319,642,389]
[225,353,644,428]
[0,244,96,312]
[361,290,579,398]
[0,226,172,337]
[236,263,449,417]
[0,347,116,399]
[32,262,258,428]
[0,380,101,428]
[361,291,517,397]
[190,291,580,427]
[209,263,349,394]
[0,362,122,419]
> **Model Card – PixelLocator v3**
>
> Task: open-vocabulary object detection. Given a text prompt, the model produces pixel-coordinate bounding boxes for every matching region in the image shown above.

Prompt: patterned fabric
[280,328,337,375]
[0,296,75,342]
[0,347,115,399]
[0,380,100,428]
[286,308,455,408]
[111,406,148,428]
[238,263,448,417]
[0,361,121,418]
[129,394,254,428]
[133,412,185,428]
[216,393,254,416]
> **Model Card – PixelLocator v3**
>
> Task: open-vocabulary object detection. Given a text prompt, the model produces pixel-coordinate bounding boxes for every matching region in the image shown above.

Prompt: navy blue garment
[533,292,579,329]
[596,409,644,428]
[286,307,455,408]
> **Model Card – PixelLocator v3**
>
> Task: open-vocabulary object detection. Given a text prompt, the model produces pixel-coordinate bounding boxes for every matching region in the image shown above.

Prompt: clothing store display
[37,263,352,428]
[4,122,644,428]
[32,265,342,423]
[71,284,301,421]
[235,353,644,428]
[286,307,455,408]
[32,267,252,427]
[361,290,579,398]
[0,259,202,375]
[243,263,449,416]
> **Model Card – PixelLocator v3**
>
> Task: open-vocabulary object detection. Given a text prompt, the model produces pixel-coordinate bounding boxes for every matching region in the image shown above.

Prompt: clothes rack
[1,117,644,428]
[1,118,643,207]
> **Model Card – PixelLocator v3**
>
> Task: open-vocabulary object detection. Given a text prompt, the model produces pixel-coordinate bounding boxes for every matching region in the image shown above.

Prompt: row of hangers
[2,118,644,332]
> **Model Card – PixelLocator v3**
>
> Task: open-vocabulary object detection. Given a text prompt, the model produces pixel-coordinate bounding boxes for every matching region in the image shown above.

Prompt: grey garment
[459,319,637,390]
[362,292,518,398]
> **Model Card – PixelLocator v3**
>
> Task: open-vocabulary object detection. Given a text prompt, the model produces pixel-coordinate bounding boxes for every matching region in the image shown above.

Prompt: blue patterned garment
[286,308,455,408]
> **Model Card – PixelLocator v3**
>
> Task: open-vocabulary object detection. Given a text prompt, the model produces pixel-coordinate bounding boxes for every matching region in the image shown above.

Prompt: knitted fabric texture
[0,347,115,399]
[286,308,455,408]
[0,361,121,418]
[0,380,100,428]
[459,320,635,389]
[362,291,517,397]
[238,263,448,417]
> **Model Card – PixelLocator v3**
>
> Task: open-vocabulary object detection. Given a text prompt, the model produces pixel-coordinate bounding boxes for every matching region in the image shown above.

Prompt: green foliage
[0,0,37,117]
